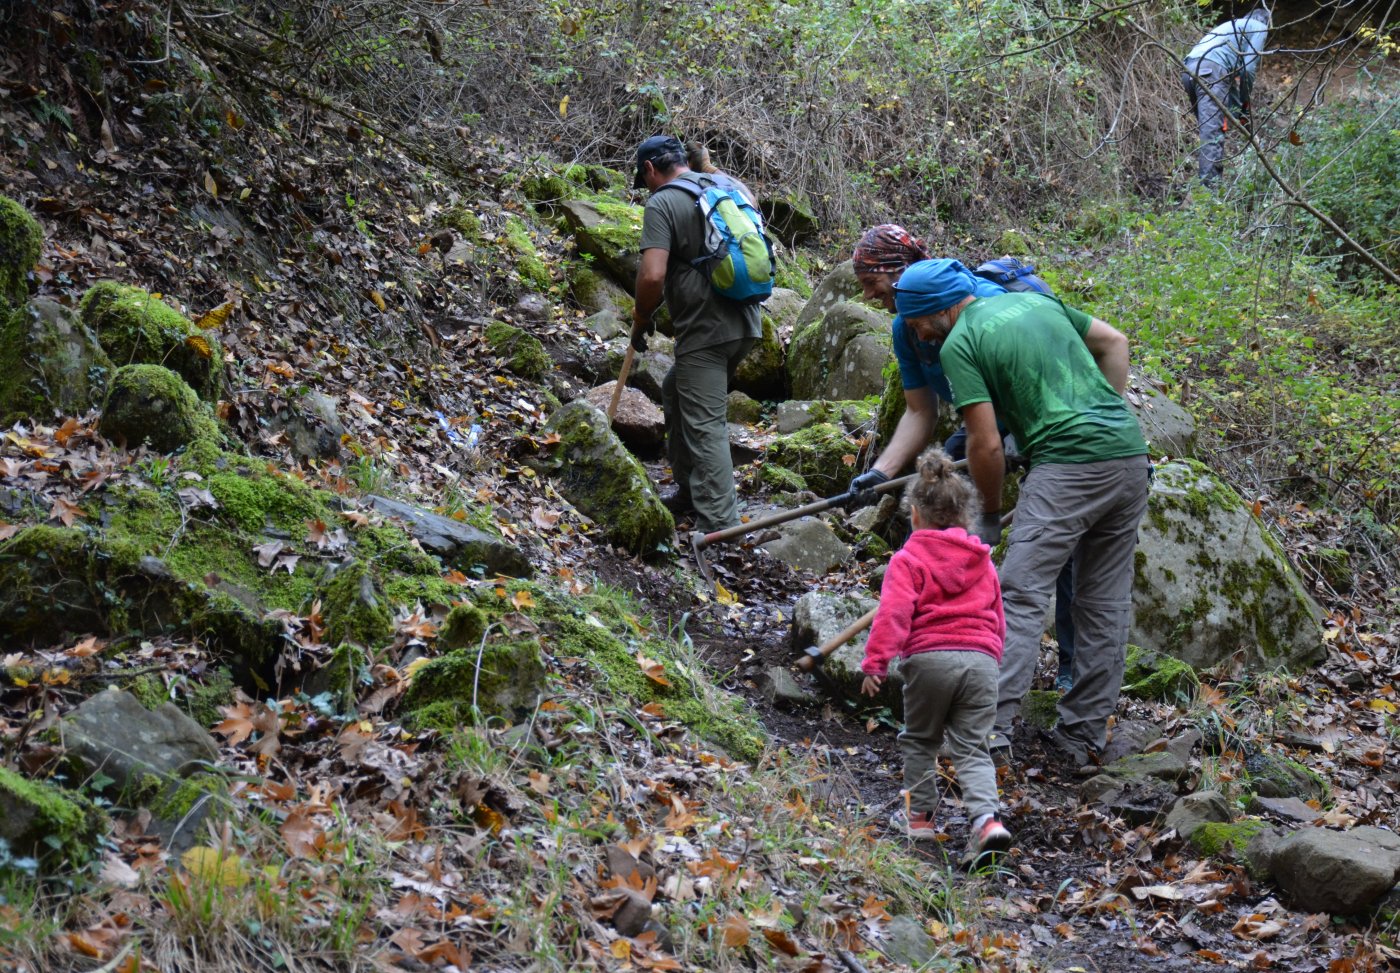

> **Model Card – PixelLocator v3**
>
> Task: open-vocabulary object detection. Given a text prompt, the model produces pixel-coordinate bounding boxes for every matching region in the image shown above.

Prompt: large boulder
[62,689,220,795]
[604,336,674,404]
[1266,828,1400,914]
[1127,370,1196,458]
[0,195,42,309]
[759,191,819,245]
[584,382,666,450]
[795,261,862,332]
[570,264,634,319]
[731,312,786,400]
[402,639,547,727]
[789,591,893,707]
[99,364,219,453]
[1131,461,1325,671]
[765,421,866,496]
[269,390,345,463]
[559,198,644,288]
[530,400,673,556]
[79,281,223,401]
[761,287,805,340]
[0,297,113,425]
[759,516,852,574]
[1164,790,1232,839]
[787,300,891,401]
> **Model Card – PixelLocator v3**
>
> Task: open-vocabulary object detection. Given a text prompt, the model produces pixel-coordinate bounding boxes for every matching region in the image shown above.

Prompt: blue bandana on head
[893,258,1004,317]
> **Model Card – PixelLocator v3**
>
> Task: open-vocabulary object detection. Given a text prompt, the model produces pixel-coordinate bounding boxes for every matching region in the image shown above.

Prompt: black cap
[633,135,684,189]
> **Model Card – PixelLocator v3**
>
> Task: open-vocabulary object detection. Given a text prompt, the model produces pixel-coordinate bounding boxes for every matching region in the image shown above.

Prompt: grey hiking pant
[662,337,754,533]
[994,456,1151,754]
[900,650,1001,822]
[1183,57,1234,185]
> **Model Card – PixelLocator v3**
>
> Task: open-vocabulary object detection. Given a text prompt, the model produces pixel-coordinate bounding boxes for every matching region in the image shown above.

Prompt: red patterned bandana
[852,225,930,274]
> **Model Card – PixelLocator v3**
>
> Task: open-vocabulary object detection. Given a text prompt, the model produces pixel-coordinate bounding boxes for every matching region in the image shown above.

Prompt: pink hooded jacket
[860,527,1005,678]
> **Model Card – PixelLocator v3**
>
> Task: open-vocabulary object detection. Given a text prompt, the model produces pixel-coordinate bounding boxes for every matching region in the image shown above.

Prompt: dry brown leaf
[720,913,750,948]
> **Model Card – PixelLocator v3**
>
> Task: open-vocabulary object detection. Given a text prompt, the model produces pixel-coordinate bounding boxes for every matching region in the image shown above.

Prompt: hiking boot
[659,487,695,517]
[964,817,1012,867]
[987,731,1012,770]
[1043,726,1101,776]
[891,809,939,842]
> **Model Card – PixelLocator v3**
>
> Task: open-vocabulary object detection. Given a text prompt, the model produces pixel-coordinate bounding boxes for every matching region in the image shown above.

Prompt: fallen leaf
[181,846,247,887]
[67,635,105,658]
[636,654,671,687]
[281,807,326,858]
[185,334,213,358]
[253,540,284,568]
[203,171,218,197]
[720,913,750,948]
[715,582,740,606]
[194,301,235,330]
[511,589,535,610]
[49,497,86,527]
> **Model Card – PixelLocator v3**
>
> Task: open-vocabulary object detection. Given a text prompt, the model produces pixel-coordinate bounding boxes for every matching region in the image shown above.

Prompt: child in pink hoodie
[860,447,1010,865]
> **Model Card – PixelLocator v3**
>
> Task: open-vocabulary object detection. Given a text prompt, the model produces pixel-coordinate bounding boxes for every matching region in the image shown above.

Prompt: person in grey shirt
[1182,7,1271,184]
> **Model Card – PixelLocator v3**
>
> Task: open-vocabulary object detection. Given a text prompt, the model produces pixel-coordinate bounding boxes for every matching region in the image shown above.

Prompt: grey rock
[1099,720,1161,764]
[1244,825,1289,881]
[732,312,787,400]
[63,690,219,795]
[1126,370,1197,458]
[790,591,895,710]
[881,915,937,969]
[276,391,345,462]
[512,293,551,323]
[582,308,628,341]
[726,390,762,425]
[760,516,852,575]
[788,300,891,401]
[1245,795,1321,823]
[762,288,805,341]
[584,383,665,450]
[573,271,633,318]
[559,199,642,286]
[1167,727,1204,764]
[604,337,673,404]
[611,888,653,937]
[1244,751,1327,802]
[1164,791,1232,838]
[1101,751,1190,784]
[1270,828,1400,914]
[760,191,819,245]
[1080,773,1179,826]
[367,495,532,578]
[776,401,821,434]
[0,298,112,424]
[795,261,862,332]
[1131,461,1325,672]
[761,666,817,708]
[606,845,655,883]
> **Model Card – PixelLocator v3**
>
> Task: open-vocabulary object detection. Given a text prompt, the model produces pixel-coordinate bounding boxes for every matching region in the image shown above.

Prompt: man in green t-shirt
[893,259,1150,768]
[631,135,761,532]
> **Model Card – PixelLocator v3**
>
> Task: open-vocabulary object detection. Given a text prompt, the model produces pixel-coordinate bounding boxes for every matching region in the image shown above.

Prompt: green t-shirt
[640,175,761,357]
[940,292,1147,466]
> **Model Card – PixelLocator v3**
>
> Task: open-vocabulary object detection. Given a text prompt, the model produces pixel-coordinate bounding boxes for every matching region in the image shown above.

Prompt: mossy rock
[756,463,807,493]
[326,642,370,712]
[558,198,645,288]
[765,421,862,496]
[760,190,819,245]
[1122,644,1198,701]
[403,639,547,727]
[0,766,105,868]
[99,364,219,453]
[1022,689,1061,731]
[1190,818,1268,862]
[1243,751,1328,802]
[521,162,628,206]
[0,195,42,309]
[440,603,488,650]
[727,390,762,425]
[485,321,552,380]
[0,297,113,425]
[530,400,673,556]
[570,263,633,317]
[79,281,223,401]
[772,254,814,299]
[787,300,890,401]
[322,560,394,648]
[996,228,1032,256]
[731,312,786,400]
[441,204,485,244]
[503,215,552,291]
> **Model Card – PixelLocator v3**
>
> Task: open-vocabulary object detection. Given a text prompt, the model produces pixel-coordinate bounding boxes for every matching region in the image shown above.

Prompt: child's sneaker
[963,817,1012,867]
[891,809,939,842]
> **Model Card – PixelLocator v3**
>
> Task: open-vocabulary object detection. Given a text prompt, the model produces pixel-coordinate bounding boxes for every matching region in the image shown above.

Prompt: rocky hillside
[2,3,1399,972]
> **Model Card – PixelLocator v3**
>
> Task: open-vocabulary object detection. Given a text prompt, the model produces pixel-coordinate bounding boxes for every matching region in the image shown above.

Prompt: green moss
[79,282,223,401]
[440,603,488,650]
[0,766,105,865]
[1021,689,1061,730]
[327,642,369,712]
[382,573,465,612]
[402,639,546,727]
[733,314,786,396]
[503,216,552,291]
[130,771,223,822]
[1122,644,1197,701]
[0,196,42,309]
[484,320,552,380]
[757,464,807,493]
[1190,819,1267,861]
[875,366,905,455]
[98,364,220,453]
[322,561,394,648]
[182,667,235,728]
[572,198,644,254]
[996,228,1032,256]
[773,253,813,298]
[766,422,861,496]
[441,204,484,243]
[727,391,763,425]
[129,673,169,710]
[206,469,326,533]
[855,531,891,558]
[0,298,113,425]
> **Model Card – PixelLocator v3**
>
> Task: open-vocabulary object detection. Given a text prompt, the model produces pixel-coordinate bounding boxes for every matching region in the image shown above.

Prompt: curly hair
[904,446,979,531]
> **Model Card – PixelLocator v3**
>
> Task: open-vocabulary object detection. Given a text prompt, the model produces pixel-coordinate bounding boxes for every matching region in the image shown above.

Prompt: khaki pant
[899,650,1001,822]
[994,456,1151,753]
[662,337,753,533]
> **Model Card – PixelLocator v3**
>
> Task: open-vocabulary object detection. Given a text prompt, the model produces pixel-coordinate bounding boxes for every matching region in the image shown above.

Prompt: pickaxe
[688,459,969,589]
[792,507,1017,674]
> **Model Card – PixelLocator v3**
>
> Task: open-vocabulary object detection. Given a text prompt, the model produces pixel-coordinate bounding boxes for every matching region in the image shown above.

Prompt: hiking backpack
[975,256,1054,296]
[658,175,775,305]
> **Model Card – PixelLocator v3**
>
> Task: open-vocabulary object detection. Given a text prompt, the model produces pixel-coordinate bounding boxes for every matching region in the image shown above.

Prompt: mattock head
[688,530,716,591]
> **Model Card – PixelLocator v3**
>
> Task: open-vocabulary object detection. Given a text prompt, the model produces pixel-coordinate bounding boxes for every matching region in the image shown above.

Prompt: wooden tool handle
[795,607,879,672]
[606,345,636,420]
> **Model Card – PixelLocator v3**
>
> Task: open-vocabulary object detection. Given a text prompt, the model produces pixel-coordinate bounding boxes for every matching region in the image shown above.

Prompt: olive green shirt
[940,292,1147,466]
[640,175,761,357]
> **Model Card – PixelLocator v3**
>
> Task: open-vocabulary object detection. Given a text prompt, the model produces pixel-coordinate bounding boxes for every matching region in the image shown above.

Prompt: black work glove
[845,468,890,511]
[974,512,1004,547]
[630,314,655,353]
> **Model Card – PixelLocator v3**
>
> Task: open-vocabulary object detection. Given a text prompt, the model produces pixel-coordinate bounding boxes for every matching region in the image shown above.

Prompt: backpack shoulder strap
[654,174,711,200]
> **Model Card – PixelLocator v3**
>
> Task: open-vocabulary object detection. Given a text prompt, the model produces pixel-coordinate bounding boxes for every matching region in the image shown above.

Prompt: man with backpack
[631,135,769,533]
[1182,7,1271,184]
[848,226,1076,691]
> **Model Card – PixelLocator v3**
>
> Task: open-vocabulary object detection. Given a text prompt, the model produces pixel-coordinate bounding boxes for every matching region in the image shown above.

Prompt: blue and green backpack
[659,174,775,305]
[974,256,1053,295]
